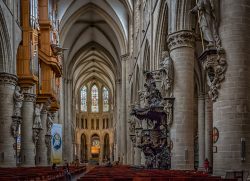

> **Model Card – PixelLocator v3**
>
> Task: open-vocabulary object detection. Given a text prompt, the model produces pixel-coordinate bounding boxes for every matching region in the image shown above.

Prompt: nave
[0,0,250,180]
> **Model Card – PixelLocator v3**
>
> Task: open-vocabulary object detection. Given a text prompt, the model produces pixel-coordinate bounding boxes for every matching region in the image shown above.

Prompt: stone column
[168,30,195,169]
[0,73,18,167]
[36,106,49,166]
[63,79,73,163]
[20,93,36,166]
[205,95,213,165]
[114,79,121,161]
[121,54,128,164]
[198,94,205,168]
[126,57,132,164]
[213,0,250,175]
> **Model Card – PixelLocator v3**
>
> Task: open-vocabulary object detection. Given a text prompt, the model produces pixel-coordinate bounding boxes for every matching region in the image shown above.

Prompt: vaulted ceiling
[58,0,132,96]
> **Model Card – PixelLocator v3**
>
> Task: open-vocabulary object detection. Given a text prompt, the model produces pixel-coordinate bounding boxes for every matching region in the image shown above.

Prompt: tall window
[91,85,99,112]
[103,87,109,112]
[80,86,87,112]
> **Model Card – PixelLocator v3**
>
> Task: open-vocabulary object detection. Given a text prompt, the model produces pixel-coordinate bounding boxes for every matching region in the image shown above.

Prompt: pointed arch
[103,133,110,160]
[81,133,87,161]
[154,1,169,69]
[0,6,12,73]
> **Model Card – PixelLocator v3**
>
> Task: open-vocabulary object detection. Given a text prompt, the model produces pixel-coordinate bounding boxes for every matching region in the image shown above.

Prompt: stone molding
[0,73,18,86]
[199,49,227,102]
[23,93,36,102]
[167,30,195,51]
[120,54,129,61]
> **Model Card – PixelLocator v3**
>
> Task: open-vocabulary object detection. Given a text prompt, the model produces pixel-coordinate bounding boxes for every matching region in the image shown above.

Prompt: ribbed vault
[59,0,130,98]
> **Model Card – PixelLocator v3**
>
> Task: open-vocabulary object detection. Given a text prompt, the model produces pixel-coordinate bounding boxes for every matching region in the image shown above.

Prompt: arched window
[91,85,99,112]
[103,87,109,112]
[80,86,87,112]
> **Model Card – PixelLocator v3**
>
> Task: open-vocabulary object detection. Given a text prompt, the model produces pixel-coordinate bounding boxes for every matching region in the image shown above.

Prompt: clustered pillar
[36,106,49,166]
[198,95,205,168]
[120,54,128,164]
[20,92,36,166]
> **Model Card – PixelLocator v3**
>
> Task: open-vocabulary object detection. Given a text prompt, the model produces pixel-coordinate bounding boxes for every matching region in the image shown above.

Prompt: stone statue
[190,0,221,49]
[47,112,54,135]
[33,103,43,129]
[160,52,174,97]
[163,101,173,126]
[13,86,24,117]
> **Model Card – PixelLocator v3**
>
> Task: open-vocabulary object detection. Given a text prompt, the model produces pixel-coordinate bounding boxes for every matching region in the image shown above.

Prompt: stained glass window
[103,87,109,112]
[80,86,87,112]
[91,85,99,112]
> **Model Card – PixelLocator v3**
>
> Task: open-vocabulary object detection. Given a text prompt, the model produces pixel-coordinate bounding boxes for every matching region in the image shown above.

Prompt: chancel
[0,0,249,180]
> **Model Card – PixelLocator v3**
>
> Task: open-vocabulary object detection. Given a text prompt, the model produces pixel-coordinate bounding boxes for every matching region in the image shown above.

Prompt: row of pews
[0,165,86,181]
[79,166,237,181]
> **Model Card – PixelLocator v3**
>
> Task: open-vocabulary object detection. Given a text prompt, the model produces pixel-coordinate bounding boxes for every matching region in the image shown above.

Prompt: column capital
[120,53,129,61]
[167,30,195,51]
[115,79,121,84]
[0,73,18,86]
[198,93,205,100]
[23,93,36,102]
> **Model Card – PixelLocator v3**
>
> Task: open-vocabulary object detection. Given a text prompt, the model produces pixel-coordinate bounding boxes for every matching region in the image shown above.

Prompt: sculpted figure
[47,112,54,135]
[160,52,174,97]
[33,104,43,129]
[190,0,221,49]
[13,86,24,117]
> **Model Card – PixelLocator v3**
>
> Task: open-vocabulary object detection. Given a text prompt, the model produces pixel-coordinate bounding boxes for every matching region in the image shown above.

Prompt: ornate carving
[13,86,24,117]
[128,117,136,134]
[163,98,174,126]
[23,93,36,102]
[33,104,43,129]
[130,71,174,169]
[0,73,18,86]
[167,30,195,51]
[199,49,227,101]
[33,128,41,144]
[11,116,22,138]
[46,112,54,135]
[32,103,43,144]
[159,51,174,98]
[143,72,163,108]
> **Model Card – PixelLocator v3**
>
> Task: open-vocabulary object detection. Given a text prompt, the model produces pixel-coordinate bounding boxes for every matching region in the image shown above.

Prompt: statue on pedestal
[160,52,174,98]
[13,86,24,117]
[46,112,54,135]
[33,104,43,129]
[190,0,221,49]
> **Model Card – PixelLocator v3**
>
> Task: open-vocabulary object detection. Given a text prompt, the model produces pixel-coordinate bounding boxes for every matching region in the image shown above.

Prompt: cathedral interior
[0,0,250,180]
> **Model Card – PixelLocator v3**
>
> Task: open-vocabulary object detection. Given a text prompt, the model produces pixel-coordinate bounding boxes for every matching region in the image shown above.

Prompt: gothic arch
[154,1,168,69]
[143,40,150,72]
[0,6,12,73]
[103,133,110,160]
[169,0,196,33]
[80,133,87,161]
